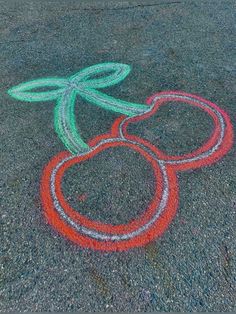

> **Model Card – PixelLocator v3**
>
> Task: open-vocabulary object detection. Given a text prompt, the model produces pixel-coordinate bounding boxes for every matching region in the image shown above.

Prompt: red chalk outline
[54,140,163,234]
[113,91,234,171]
[40,91,233,251]
[40,139,178,251]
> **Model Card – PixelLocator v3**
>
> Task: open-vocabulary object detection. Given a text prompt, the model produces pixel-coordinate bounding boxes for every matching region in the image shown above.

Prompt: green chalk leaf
[70,62,131,89]
[8,78,68,102]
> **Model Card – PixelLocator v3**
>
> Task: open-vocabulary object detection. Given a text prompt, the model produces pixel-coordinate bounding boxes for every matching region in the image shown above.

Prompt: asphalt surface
[1,0,236,311]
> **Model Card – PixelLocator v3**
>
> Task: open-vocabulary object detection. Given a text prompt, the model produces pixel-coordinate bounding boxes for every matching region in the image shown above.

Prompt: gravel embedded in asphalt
[1,0,236,311]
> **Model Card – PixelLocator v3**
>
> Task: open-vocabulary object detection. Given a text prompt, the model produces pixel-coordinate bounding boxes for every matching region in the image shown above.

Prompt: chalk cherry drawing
[8,62,233,251]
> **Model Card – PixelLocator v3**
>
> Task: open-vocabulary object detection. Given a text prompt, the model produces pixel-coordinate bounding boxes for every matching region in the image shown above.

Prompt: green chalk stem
[54,89,90,154]
[76,87,148,116]
[8,62,149,155]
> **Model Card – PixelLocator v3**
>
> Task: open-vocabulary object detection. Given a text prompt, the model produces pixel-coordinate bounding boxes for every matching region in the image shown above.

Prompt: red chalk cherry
[112,91,233,171]
[40,134,178,251]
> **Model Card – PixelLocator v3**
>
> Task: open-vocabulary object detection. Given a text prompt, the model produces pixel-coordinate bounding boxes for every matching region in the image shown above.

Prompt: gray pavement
[1,0,236,311]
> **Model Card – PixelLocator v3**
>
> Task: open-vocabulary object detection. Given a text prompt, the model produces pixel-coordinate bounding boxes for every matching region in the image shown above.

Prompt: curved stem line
[53,86,149,155]
[77,87,148,117]
[54,89,90,155]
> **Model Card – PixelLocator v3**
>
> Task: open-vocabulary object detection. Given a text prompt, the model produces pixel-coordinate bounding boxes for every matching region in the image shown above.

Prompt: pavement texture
[1,0,236,311]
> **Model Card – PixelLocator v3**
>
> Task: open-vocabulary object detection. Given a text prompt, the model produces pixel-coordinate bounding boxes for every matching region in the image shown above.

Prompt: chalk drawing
[8,63,234,251]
